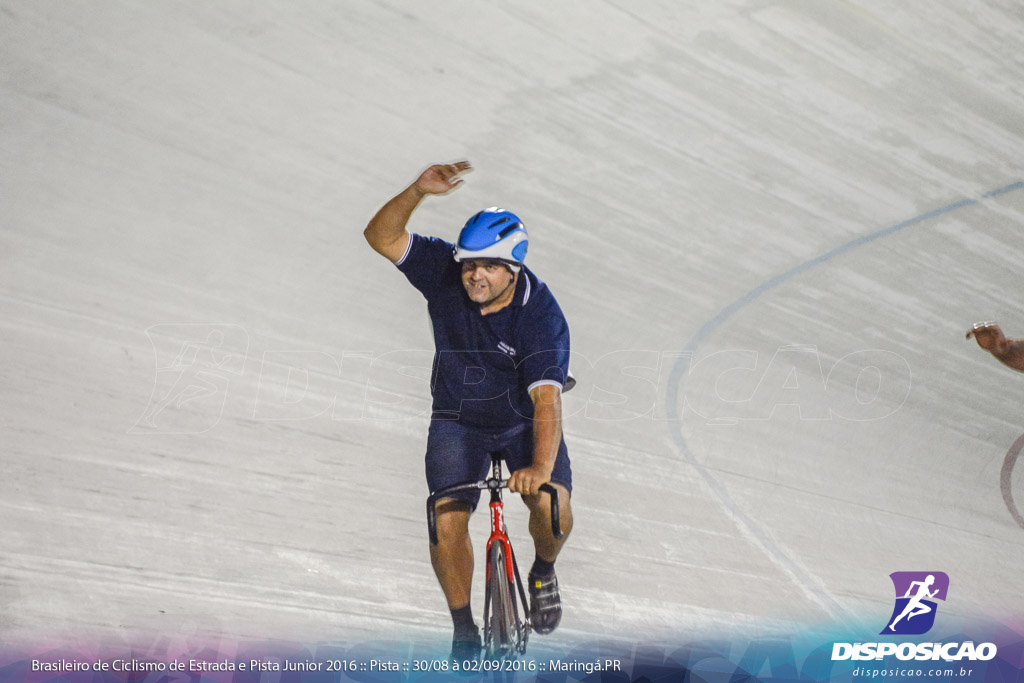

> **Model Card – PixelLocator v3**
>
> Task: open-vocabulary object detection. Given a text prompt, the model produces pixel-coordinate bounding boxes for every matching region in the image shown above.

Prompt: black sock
[451,605,476,636]
[531,556,555,578]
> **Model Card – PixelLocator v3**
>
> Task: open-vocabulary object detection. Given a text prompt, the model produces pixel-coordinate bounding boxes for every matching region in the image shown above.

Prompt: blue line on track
[664,181,1024,618]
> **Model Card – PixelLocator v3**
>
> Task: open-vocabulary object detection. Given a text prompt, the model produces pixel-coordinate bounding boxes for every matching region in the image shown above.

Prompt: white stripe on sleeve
[527,379,563,394]
[394,233,415,266]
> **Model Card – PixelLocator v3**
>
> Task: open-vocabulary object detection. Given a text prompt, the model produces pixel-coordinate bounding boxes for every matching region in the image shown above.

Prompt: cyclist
[967,322,1024,372]
[364,161,574,659]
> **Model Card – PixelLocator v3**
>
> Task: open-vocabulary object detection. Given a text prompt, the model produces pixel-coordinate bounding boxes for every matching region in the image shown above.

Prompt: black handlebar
[427,480,563,546]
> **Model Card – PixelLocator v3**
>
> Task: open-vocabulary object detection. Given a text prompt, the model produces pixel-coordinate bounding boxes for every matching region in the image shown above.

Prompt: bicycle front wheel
[485,542,520,659]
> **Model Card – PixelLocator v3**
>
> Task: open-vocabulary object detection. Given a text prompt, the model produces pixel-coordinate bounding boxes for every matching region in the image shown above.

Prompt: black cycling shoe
[450,626,482,662]
[528,570,562,634]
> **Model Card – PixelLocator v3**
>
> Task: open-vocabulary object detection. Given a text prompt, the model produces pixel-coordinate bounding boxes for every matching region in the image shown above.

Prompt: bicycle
[427,454,563,660]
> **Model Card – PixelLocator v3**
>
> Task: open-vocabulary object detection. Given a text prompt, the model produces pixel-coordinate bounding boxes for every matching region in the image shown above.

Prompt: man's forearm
[994,339,1024,373]
[363,183,424,257]
[531,398,562,473]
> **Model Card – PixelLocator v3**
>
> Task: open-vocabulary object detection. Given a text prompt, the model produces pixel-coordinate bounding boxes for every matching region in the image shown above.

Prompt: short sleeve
[395,234,455,299]
[516,298,571,393]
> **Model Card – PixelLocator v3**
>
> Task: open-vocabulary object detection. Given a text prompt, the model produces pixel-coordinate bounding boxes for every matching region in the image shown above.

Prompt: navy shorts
[425,419,573,508]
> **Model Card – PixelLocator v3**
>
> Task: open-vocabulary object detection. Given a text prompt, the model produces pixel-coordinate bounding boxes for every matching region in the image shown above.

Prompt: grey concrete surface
[2,0,1023,654]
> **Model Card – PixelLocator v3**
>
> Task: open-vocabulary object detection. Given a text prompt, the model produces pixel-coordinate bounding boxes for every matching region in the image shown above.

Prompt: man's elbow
[363,225,396,259]
[363,224,380,250]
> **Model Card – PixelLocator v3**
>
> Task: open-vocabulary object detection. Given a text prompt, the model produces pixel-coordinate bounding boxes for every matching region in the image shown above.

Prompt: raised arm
[363,161,472,263]
[967,322,1024,373]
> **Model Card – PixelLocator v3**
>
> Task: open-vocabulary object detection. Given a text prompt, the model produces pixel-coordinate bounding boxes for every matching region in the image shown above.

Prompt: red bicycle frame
[425,456,564,658]
[485,457,516,588]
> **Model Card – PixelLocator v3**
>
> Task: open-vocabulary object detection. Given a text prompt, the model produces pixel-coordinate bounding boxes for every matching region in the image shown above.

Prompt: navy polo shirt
[396,234,570,428]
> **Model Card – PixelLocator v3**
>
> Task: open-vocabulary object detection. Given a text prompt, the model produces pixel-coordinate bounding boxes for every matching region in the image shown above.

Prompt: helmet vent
[497,222,522,238]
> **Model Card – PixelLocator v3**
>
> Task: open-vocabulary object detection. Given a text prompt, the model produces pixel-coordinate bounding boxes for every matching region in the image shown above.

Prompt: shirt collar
[511,268,532,307]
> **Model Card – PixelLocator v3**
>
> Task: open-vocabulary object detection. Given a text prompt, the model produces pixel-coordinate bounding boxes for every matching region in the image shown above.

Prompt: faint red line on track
[1000,432,1024,530]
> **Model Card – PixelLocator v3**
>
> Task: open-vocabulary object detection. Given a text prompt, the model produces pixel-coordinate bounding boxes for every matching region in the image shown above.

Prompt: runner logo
[833,572,995,662]
[881,571,949,635]
[130,324,248,435]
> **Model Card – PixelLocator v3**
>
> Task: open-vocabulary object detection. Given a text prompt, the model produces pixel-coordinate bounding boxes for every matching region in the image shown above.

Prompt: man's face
[460,259,515,306]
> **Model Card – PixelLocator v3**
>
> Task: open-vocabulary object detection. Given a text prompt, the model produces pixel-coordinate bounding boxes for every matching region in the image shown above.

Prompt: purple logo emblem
[881,572,949,635]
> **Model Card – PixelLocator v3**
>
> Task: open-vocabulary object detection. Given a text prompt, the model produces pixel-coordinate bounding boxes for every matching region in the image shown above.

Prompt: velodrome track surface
[3,0,1024,658]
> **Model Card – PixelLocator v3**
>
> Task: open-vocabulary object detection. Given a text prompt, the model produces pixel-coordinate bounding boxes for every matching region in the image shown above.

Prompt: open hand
[966,321,1005,351]
[414,161,472,196]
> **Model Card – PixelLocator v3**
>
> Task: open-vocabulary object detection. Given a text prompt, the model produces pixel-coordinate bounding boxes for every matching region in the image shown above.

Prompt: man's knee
[521,483,571,514]
[433,498,473,544]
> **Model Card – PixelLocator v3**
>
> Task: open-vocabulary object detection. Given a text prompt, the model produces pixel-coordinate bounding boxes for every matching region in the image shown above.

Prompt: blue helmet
[453,208,528,272]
